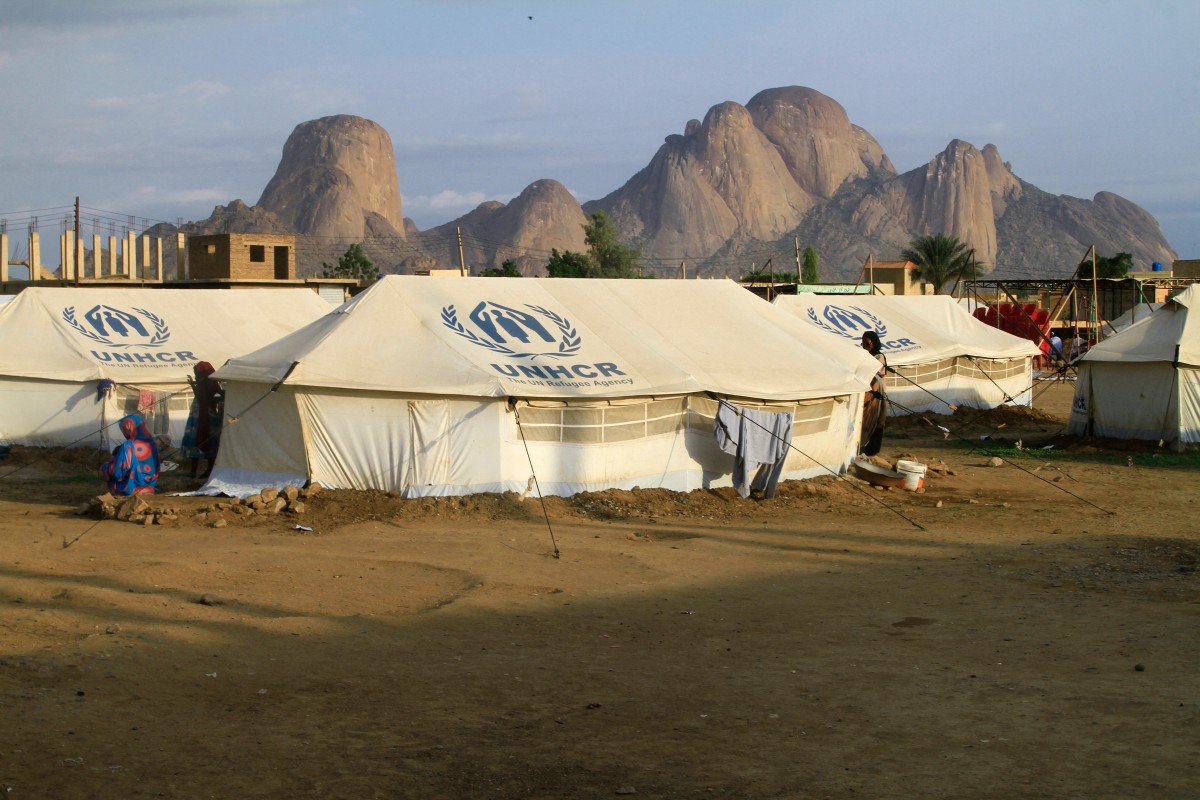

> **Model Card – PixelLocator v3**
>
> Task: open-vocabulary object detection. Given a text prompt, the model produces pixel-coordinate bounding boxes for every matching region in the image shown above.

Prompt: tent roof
[0,287,333,383]
[215,276,882,401]
[1083,285,1200,366]
[1103,302,1164,336]
[772,294,1040,365]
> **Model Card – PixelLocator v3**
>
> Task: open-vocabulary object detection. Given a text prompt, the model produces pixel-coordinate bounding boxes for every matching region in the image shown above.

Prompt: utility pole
[74,196,81,286]
[456,227,467,277]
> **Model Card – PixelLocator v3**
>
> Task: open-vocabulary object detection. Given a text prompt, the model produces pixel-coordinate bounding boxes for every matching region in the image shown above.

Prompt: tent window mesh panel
[888,357,1026,387]
[520,395,837,444]
[518,397,689,444]
[118,386,188,437]
[687,396,836,438]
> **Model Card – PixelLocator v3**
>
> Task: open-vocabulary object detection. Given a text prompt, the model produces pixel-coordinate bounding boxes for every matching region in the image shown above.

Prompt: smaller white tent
[1103,302,1163,335]
[0,288,333,449]
[773,295,1040,414]
[1067,286,1200,443]
[209,276,883,498]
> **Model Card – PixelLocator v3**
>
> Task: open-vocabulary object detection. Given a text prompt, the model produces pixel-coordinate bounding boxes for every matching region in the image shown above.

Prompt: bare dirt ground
[1,380,1197,799]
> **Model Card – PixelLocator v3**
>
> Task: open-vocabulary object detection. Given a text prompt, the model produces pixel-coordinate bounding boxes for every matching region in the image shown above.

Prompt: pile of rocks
[87,483,324,527]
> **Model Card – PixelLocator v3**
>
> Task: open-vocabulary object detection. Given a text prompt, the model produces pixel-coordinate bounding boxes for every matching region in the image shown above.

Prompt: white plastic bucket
[895,459,927,491]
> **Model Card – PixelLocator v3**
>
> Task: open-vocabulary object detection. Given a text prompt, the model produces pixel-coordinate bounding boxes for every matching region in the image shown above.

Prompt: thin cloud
[87,93,164,110]
[426,190,491,210]
[4,0,324,29]
[178,80,230,101]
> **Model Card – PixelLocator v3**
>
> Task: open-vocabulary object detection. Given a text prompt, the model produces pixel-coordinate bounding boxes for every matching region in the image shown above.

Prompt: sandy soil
[1,381,1197,799]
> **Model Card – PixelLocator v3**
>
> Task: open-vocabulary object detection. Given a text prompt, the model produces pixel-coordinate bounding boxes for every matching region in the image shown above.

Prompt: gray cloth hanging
[713,401,794,498]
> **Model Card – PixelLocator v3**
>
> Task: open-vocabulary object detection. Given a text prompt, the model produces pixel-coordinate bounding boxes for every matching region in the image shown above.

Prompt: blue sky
[1,0,1196,268]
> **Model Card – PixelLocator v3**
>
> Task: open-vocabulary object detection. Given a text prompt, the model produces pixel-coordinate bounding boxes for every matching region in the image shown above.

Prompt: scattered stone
[935,500,944,508]
[73,502,92,516]
[303,482,324,498]
[115,495,150,521]
[259,487,280,503]
[211,518,227,529]
[198,594,225,606]
[988,457,1004,467]
[105,624,121,634]
[282,485,301,502]
[1134,663,1146,672]
[268,497,287,515]
[287,501,307,515]
[615,787,636,796]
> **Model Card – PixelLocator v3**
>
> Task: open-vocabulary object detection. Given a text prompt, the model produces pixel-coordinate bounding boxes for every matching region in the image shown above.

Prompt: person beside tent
[102,414,160,495]
[181,361,225,479]
[860,331,887,455]
[1049,331,1064,360]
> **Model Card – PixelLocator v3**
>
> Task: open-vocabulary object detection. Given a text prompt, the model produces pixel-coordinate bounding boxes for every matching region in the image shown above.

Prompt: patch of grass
[27,474,104,485]
[964,442,1200,468]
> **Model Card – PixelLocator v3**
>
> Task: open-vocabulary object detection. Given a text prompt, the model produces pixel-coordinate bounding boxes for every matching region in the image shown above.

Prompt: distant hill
[181,88,1177,280]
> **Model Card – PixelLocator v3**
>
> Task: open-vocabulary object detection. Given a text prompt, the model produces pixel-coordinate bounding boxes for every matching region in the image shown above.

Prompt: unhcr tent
[209,276,882,498]
[773,294,1041,414]
[1067,286,1200,444]
[0,288,333,449]
[1103,302,1163,335]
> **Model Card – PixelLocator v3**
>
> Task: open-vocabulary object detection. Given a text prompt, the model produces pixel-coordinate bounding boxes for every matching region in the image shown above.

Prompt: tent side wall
[886,357,1032,415]
[205,383,311,495]
[0,377,107,447]
[0,377,191,450]
[1066,362,1184,441]
[510,394,862,497]
[207,386,865,498]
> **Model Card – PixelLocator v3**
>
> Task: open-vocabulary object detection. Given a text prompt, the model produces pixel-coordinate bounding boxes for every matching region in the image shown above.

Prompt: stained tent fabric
[0,287,333,449]
[772,294,1040,414]
[1103,303,1163,335]
[1067,285,1200,443]
[208,276,883,498]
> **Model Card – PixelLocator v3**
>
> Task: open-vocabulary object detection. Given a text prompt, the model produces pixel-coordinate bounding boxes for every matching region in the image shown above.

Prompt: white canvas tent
[1067,286,1200,444]
[1102,302,1163,335]
[773,294,1040,414]
[0,287,333,450]
[208,276,882,498]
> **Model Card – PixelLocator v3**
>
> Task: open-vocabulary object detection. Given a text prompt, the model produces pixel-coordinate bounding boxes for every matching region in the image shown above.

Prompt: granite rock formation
[185,89,1176,280]
[423,179,587,275]
[257,115,405,242]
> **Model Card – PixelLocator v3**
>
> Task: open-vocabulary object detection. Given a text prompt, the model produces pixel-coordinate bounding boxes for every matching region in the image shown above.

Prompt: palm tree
[899,234,982,294]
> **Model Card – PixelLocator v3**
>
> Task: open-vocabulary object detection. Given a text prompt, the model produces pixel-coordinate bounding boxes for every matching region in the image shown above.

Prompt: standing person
[102,413,160,495]
[860,331,888,456]
[181,361,225,479]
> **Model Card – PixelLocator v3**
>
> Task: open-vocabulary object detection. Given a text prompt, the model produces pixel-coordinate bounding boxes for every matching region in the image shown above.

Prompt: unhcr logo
[806,304,889,340]
[806,304,918,351]
[442,301,581,359]
[62,305,170,348]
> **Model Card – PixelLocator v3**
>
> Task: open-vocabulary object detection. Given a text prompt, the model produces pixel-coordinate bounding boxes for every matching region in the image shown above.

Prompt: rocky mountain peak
[187,87,1176,281]
[257,114,405,241]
